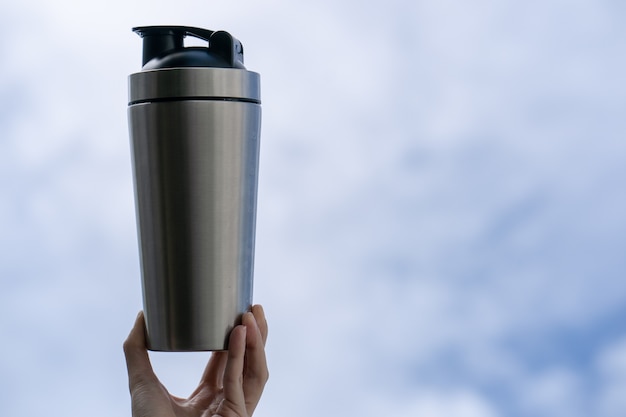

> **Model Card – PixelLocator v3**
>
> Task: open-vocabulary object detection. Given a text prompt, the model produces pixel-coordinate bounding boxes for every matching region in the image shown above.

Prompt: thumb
[123,311,158,390]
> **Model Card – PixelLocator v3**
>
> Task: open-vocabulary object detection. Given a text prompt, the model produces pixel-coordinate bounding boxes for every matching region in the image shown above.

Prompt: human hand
[123,305,269,417]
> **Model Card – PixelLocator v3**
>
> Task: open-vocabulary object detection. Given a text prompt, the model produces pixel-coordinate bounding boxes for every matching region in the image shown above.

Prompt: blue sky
[1,1,625,416]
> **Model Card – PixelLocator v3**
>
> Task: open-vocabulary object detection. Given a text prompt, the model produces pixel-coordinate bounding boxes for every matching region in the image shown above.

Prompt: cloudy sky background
[1,0,625,416]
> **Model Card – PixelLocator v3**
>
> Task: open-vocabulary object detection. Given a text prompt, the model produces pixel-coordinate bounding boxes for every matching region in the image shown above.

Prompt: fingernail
[245,312,258,327]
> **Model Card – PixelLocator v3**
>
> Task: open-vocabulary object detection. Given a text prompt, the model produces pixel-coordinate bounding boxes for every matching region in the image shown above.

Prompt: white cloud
[1,1,626,417]
[520,368,586,417]
[594,337,626,417]
[370,389,501,417]
[597,337,626,378]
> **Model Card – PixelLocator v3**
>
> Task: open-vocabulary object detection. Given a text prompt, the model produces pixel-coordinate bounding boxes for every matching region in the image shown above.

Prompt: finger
[193,307,266,400]
[242,312,268,379]
[220,325,247,413]
[251,304,268,346]
[242,312,269,415]
[123,311,158,390]
[195,351,228,392]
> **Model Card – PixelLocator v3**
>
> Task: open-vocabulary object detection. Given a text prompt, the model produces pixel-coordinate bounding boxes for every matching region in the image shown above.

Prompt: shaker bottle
[128,26,261,351]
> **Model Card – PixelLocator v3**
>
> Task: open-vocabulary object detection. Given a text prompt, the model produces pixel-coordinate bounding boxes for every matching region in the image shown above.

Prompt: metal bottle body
[128,68,261,351]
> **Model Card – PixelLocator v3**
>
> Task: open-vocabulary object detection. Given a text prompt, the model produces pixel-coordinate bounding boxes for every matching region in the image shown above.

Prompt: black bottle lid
[133,26,246,70]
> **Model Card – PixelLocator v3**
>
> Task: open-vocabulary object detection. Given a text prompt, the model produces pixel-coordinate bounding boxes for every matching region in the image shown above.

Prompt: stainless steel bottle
[128,26,261,351]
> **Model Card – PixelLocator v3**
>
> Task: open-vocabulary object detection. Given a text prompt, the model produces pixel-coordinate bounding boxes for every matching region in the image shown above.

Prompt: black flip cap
[133,26,245,69]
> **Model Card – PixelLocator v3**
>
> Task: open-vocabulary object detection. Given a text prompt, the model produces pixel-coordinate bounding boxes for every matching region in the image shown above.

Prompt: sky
[1,0,625,416]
